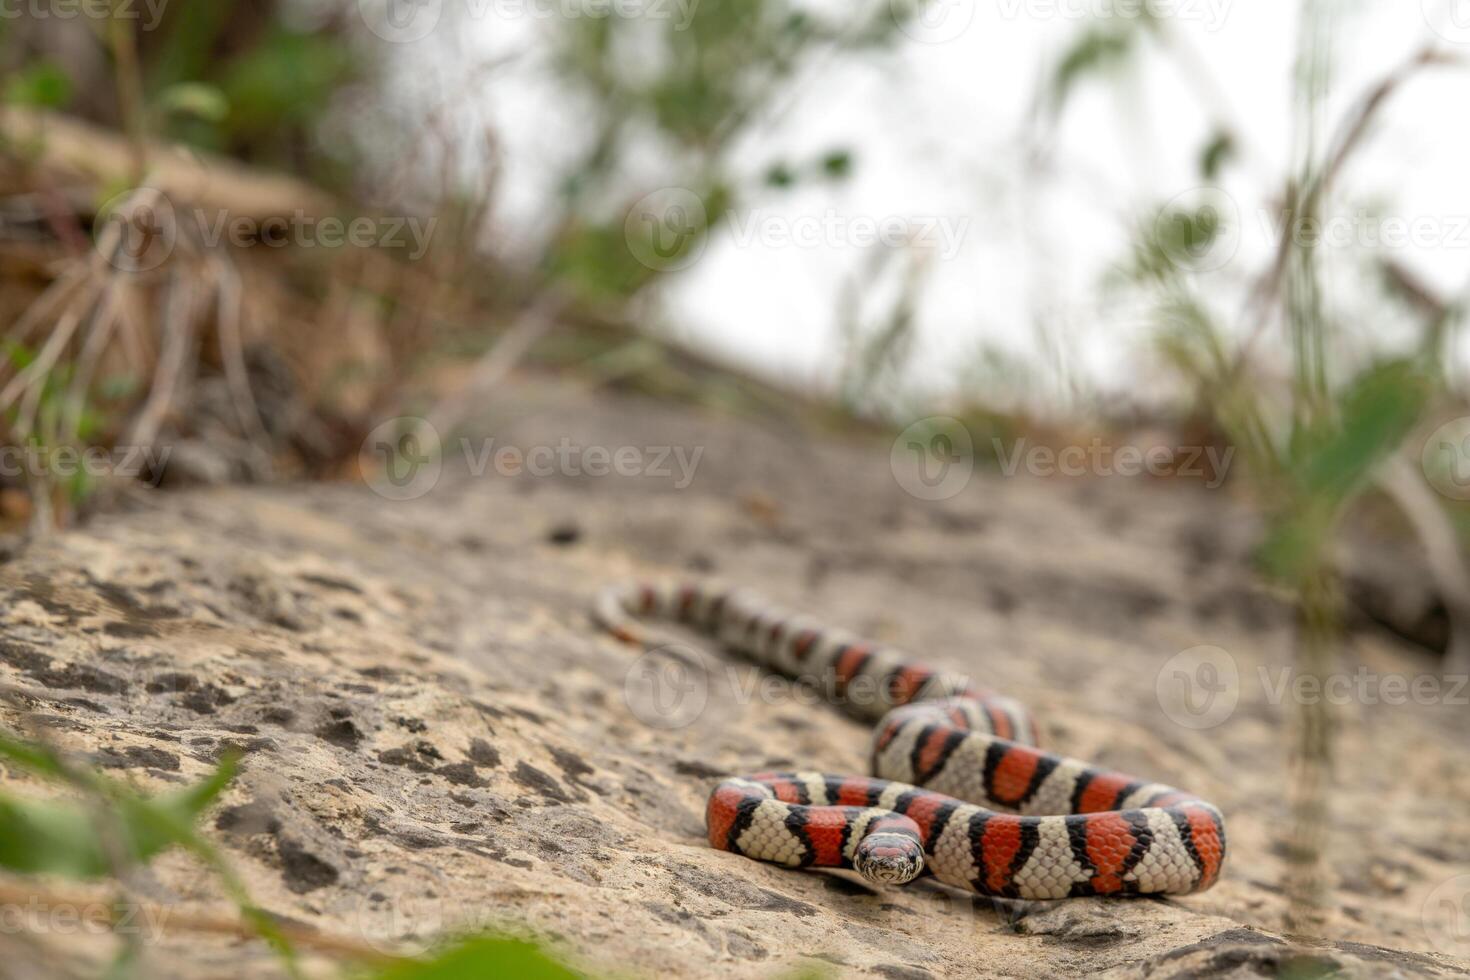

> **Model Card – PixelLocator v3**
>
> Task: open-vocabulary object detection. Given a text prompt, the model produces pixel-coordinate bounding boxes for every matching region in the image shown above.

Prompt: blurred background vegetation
[2,0,1470,973]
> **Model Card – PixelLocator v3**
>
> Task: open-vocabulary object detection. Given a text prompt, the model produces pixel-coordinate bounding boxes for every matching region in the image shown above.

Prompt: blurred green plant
[539,0,909,303]
[1052,0,1467,933]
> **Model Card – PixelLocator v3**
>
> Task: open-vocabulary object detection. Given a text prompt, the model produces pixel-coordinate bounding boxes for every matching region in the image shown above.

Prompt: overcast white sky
[377,0,1470,411]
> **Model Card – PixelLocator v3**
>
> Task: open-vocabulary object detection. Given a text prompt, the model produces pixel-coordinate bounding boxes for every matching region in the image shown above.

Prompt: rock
[0,383,1464,977]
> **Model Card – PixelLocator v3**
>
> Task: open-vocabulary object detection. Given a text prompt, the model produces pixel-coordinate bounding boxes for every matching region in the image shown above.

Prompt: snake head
[854,832,925,887]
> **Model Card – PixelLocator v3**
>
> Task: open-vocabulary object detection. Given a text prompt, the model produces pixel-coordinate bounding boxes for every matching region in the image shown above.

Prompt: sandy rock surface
[0,384,1466,978]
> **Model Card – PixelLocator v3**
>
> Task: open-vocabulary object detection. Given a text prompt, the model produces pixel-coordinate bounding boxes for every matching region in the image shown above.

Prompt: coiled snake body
[595,582,1225,900]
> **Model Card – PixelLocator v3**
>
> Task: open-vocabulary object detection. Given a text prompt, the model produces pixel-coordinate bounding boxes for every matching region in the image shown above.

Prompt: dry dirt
[0,381,1466,978]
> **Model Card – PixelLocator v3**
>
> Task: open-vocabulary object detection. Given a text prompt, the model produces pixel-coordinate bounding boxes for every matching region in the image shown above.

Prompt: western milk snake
[595,581,1226,900]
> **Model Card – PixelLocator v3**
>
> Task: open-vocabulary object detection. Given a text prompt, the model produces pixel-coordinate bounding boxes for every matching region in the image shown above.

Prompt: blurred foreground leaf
[369,936,581,980]
[4,61,72,109]
[1261,359,1431,585]
[0,735,237,879]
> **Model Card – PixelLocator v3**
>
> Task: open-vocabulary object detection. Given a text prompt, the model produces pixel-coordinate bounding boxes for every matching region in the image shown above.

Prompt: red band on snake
[595,581,1225,900]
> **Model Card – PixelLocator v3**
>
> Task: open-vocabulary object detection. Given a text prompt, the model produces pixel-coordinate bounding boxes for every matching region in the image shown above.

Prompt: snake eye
[854,833,925,886]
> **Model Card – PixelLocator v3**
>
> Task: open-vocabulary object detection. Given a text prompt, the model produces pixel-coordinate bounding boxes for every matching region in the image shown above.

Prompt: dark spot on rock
[299,574,363,594]
[277,838,339,894]
[436,763,487,788]
[180,684,236,715]
[95,746,181,772]
[146,672,198,694]
[872,966,934,980]
[394,831,447,850]
[821,875,875,898]
[0,641,50,673]
[467,739,500,767]
[482,846,534,869]
[14,576,82,624]
[315,719,362,750]
[450,822,481,834]
[61,698,109,714]
[259,707,295,726]
[34,663,128,694]
[724,932,768,960]
[215,738,276,760]
[989,587,1019,615]
[673,759,726,779]
[216,800,281,836]
[549,746,593,780]
[754,888,819,917]
[379,741,443,772]
[511,761,571,802]
[546,523,582,546]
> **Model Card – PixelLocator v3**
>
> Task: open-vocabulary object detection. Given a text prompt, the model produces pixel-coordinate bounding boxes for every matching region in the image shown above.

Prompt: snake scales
[595,581,1225,900]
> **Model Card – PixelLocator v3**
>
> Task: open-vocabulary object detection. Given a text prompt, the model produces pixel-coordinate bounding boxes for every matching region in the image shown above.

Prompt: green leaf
[819,149,853,180]
[0,749,238,879]
[1261,359,1430,585]
[156,82,229,123]
[1199,131,1234,180]
[1050,27,1136,114]
[369,936,581,980]
[4,62,73,109]
[764,162,797,188]
[1294,359,1429,501]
